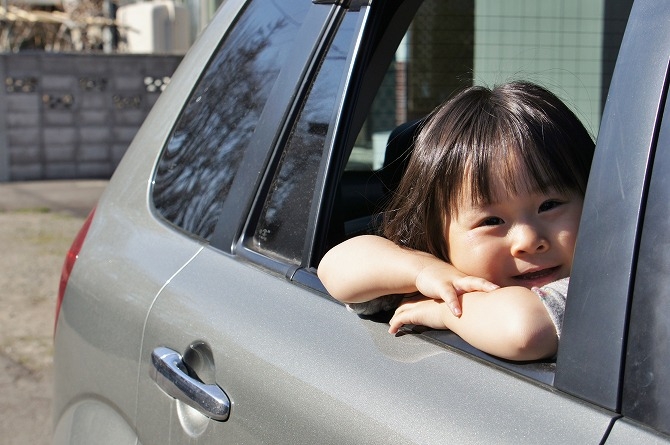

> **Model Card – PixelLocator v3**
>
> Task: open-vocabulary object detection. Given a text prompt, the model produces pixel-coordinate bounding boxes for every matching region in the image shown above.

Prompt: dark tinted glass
[152,0,310,239]
[622,96,670,435]
[248,13,360,263]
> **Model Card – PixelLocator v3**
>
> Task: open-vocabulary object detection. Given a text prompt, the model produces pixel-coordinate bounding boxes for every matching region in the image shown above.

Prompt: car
[53,0,670,443]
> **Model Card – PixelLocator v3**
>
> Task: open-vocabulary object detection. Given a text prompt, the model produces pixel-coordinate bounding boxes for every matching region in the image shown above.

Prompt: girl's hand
[414,263,498,317]
[388,298,449,334]
[389,287,559,361]
[317,235,497,316]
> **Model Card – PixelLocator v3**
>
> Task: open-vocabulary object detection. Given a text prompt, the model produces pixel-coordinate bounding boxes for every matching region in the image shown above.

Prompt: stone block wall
[0,53,182,181]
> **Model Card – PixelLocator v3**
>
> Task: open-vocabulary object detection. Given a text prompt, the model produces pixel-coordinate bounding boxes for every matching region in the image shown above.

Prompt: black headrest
[379,118,425,193]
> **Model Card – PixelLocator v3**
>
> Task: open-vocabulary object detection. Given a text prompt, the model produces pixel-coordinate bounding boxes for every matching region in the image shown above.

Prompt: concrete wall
[0,53,182,181]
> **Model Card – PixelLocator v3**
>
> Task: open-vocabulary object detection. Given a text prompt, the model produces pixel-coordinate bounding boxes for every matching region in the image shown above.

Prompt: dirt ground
[0,180,106,445]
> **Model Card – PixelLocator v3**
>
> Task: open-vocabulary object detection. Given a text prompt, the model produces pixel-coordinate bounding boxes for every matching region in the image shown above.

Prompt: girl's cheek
[558,228,579,250]
[460,230,484,248]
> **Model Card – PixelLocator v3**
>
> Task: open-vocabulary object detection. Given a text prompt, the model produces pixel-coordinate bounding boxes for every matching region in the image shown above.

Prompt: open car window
[328,0,633,383]
[351,0,632,172]
[334,0,632,248]
[243,0,634,385]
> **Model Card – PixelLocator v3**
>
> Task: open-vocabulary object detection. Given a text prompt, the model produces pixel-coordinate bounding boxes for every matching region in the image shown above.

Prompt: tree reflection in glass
[153,0,310,240]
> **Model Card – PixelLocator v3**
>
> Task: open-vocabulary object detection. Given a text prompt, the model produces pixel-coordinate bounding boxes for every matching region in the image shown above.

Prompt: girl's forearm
[443,287,557,360]
[389,287,557,360]
[318,235,447,303]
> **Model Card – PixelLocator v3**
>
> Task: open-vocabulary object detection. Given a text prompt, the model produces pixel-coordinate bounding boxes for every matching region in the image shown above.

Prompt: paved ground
[0,179,108,217]
[0,180,107,445]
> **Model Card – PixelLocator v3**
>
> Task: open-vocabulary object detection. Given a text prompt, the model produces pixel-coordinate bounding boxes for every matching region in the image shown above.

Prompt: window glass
[152,0,311,240]
[248,13,360,263]
[351,0,632,172]
[622,96,670,435]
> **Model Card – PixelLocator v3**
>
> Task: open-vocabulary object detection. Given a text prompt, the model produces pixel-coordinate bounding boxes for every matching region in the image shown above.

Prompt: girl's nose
[511,223,549,256]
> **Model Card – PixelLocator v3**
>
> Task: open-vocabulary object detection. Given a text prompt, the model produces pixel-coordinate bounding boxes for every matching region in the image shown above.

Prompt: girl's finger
[388,315,406,334]
[452,276,499,294]
[436,286,462,317]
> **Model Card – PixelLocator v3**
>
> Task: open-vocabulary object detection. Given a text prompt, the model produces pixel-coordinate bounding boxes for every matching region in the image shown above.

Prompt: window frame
[239,9,366,266]
[225,4,355,279]
[204,3,342,255]
[621,75,670,434]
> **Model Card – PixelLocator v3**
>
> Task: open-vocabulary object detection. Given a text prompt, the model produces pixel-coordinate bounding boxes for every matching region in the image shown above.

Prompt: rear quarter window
[152,0,311,240]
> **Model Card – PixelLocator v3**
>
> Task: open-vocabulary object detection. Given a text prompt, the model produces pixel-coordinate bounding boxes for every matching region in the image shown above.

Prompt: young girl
[318,81,595,361]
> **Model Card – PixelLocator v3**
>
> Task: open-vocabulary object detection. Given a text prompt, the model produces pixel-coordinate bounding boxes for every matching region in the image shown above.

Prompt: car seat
[328,117,425,247]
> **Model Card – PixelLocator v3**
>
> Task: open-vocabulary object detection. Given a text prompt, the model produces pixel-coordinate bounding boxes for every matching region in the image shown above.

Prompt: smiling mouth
[513,266,561,282]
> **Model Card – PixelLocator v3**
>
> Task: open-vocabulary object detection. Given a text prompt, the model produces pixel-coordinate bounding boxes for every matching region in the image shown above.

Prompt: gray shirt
[532,277,569,339]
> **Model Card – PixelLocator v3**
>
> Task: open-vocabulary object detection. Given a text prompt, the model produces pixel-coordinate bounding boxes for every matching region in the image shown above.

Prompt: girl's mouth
[512,266,561,287]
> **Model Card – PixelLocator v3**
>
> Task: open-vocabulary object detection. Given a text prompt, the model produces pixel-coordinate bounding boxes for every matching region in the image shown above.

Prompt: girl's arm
[318,235,497,316]
[389,288,558,360]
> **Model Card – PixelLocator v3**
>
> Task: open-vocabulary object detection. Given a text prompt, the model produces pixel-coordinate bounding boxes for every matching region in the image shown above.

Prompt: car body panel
[607,418,670,445]
[51,0,250,439]
[138,245,614,444]
[52,400,140,445]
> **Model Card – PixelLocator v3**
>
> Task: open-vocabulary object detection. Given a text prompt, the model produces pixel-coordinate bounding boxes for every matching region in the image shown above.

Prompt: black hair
[382,81,595,261]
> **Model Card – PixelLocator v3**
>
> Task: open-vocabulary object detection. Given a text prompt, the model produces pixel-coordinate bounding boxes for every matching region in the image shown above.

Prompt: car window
[622,90,670,435]
[245,12,362,263]
[350,0,632,173]
[151,0,311,240]
[321,0,633,383]
[332,0,632,247]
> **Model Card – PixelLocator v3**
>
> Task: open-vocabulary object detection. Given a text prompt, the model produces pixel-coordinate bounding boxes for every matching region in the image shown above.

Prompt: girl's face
[445,180,583,289]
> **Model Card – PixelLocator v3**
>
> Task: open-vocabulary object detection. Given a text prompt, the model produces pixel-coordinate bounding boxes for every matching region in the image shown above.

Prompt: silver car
[53,0,670,443]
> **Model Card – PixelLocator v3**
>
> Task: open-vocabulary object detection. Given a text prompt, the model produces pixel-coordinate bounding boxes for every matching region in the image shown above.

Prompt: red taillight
[55,207,96,336]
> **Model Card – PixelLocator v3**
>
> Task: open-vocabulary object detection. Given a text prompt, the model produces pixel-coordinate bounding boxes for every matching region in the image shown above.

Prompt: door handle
[150,346,231,421]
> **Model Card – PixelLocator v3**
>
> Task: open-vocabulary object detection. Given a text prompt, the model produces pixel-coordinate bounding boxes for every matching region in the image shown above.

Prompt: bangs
[447,115,588,212]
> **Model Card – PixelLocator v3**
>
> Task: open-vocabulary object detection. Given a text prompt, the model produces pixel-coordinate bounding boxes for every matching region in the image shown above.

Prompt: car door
[135,1,619,443]
[134,0,346,442]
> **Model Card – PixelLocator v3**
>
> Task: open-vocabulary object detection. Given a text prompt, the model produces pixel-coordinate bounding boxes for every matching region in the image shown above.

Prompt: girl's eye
[539,200,563,212]
[480,216,504,227]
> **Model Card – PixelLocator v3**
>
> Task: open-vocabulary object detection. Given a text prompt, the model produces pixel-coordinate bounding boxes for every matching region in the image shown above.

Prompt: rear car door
[135,1,619,443]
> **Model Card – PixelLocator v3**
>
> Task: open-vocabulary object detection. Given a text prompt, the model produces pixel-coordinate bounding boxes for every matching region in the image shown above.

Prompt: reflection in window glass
[152,0,310,240]
[250,13,359,263]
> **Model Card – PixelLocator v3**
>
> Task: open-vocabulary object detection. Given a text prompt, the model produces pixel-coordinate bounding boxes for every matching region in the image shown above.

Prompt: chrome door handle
[150,346,230,421]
